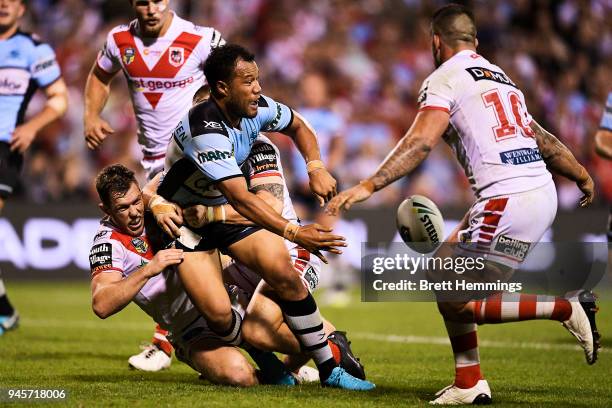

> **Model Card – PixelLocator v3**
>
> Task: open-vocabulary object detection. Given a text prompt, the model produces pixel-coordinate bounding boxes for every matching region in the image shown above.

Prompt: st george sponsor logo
[131,76,194,92]
[466,67,517,88]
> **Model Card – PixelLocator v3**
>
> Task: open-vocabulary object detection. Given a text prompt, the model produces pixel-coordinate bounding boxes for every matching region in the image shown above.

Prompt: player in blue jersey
[144,44,374,390]
[594,92,612,241]
[0,0,68,336]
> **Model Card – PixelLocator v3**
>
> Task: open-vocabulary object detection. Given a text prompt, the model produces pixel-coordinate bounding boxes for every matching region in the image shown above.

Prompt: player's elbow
[92,298,113,319]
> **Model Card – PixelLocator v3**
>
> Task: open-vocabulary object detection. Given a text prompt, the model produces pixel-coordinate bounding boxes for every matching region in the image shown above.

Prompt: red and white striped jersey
[97,12,224,160]
[89,220,199,333]
[418,50,552,199]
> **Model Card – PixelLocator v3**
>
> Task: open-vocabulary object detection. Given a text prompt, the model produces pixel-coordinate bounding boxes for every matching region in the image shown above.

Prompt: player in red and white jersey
[84,0,224,370]
[328,4,599,405]
[84,0,224,177]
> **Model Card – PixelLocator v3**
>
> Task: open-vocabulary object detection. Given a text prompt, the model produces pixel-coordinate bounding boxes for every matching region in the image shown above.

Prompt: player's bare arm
[84,63,117,150]
[327,109,450,215]
[282,111,337,205]
[530,120,594,207]
[91,248,183,319]
[10,78,68,154]
[218,176,345,262]
[594,129,612,160]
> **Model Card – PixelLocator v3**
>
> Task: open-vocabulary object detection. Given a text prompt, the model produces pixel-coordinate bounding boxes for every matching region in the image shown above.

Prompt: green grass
[1,281,610,407]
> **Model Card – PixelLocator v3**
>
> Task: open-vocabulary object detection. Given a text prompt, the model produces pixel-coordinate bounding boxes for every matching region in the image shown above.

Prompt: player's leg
[188,339,258,387]
[228,230,374,390]
[176,249,240,345]
[0,142,22,336]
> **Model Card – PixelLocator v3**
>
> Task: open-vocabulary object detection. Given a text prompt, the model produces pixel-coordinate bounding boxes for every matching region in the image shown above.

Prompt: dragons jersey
[600,92,612,131]
[158,95,293,207]
[0,30,61,142]
[89,220,199,333]
[418,50,552,199]
[97,12,224,159]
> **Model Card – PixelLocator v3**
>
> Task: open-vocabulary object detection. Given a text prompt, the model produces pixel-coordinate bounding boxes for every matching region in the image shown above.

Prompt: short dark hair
[95,164,137,207]
[203,44,255,97]
[192,84,211,104]
[432,3,476,46]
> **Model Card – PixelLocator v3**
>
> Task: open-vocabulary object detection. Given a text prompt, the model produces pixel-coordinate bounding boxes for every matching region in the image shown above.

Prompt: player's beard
[432,43,442,68]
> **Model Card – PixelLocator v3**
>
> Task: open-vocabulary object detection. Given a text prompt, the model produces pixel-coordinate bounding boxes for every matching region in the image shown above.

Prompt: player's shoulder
[11,30,52,51]
[175,14,222,40]
[106,21,134,37]
[188,100,230,138]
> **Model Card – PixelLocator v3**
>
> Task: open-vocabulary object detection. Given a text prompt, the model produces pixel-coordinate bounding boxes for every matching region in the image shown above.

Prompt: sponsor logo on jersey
[123,47,135,65]
[418,82,428,104]
[89,243,112,272]
[93,230,110,242]
[131,237,148,254]
[197,149,233,163]
[203,120,222,129]
[494,235,530,261]
[131,76,194,92]
[169,47,184,67]
[499,148,542,165]
[265,103,283,130]
[32,57,57,74]
[466,67,517,88]
[0,77,26,93]
[303,266,319,290]
[173,122,188,147]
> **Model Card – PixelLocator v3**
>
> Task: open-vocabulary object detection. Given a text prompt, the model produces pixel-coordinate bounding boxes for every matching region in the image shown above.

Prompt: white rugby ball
[396,195,444,253]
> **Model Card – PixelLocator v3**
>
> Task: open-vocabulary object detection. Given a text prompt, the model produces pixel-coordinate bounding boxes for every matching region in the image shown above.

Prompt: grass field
[1,281,610,407]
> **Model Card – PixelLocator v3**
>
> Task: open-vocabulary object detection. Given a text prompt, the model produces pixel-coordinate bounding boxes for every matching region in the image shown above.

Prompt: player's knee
[265,259,306,298]
[213,361,257,387]
[437,301,472,322]
[242,319,272,351]
[205,307,234,333]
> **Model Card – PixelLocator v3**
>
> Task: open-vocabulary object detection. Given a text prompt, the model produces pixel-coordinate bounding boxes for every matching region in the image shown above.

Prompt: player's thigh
[227,230,303,293]
[190,340,257,387]
[176,250,232,323]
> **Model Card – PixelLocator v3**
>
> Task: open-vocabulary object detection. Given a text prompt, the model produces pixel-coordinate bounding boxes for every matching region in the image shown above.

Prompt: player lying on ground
[90,164,351,386]
[327,4,599,405]
[143,44,373,390]
[149,131,366,380]
[0,0,68,336]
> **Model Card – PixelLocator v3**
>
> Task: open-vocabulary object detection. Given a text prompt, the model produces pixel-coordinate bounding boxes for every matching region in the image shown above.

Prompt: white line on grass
[21,318,607,354]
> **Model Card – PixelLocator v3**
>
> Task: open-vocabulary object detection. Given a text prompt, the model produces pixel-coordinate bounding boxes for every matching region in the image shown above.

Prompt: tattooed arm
[531,120,594,206]
[183,181,285,227]
[326,109,450,214]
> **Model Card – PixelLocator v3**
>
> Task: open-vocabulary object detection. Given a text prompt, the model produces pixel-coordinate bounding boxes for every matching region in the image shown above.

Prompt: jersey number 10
[482,89,535,142]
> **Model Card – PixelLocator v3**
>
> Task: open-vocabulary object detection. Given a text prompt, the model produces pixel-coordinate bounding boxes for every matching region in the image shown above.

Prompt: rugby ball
[396,195,444,253]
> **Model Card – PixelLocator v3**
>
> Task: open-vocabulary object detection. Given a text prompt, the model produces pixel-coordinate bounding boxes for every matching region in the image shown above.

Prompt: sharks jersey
[0,30,61,142]
[158,95,293,207]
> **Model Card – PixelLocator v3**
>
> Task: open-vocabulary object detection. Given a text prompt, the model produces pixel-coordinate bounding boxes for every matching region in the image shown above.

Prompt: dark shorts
[175,222,262,253]
[0,142,23,199]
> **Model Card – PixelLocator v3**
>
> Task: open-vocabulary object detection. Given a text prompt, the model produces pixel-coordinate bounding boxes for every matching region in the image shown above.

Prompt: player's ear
[475,37,479,48]
[217,80,230,98]
[98,202,110,216]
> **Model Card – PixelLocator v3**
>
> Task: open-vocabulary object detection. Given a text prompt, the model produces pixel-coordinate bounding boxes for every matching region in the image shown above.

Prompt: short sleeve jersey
[97,13,224,158]
[158,95,293,206]
[0,31,61,142]
[418,50,552,198]
[89,220,198,333]
[600,92,612,131]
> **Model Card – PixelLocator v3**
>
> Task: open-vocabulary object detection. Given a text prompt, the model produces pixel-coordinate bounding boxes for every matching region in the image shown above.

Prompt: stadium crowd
[14,0,611,213]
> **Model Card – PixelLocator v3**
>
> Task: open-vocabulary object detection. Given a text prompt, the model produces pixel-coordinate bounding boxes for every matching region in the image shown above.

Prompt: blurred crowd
[13,0,612,215]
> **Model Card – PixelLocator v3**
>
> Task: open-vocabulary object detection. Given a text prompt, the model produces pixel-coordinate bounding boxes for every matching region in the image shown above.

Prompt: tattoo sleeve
[530,120,587,182]
[251,183,284,202]
[370,136,432,191]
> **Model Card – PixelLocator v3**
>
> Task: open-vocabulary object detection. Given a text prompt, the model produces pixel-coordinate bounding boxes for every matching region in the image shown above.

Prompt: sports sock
[445,320,482,389]
[243,345,289,383]
[0,276,15,316]
[278,292,336,380]
[151,324,173,356]
[209,308,243,346]
[472,292,572,324]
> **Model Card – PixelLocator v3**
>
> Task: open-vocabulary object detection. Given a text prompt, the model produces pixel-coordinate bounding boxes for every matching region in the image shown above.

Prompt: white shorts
[141,155,165,180]
[223,243,321,300]
[457,180,557,268]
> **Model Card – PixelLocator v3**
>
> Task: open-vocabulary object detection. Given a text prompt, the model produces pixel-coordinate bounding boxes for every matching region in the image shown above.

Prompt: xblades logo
[203,121,222,129]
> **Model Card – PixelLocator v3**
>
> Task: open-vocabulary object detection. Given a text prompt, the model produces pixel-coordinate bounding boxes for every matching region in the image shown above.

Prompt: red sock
[473,292,572,324]
[445,321,483,389]
[152,324,173,356]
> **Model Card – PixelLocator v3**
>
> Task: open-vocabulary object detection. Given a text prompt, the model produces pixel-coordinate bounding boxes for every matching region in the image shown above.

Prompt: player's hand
[326,181,374,216]
[150,195,183,238]
[10,123,38,153]
[146,248,184,277]
[309,168,337,206]
[183,205,209,228]
[577,173,595,208]
[292,223,346,264]
[84,116,114,150]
